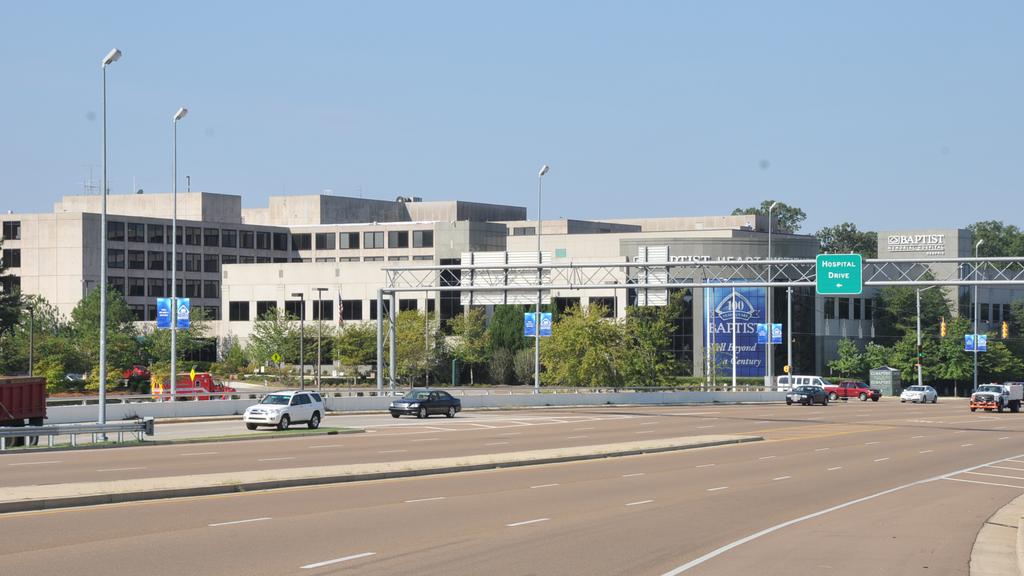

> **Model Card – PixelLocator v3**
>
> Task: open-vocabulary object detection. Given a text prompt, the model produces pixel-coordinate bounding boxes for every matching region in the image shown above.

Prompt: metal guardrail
[0,418,154,451]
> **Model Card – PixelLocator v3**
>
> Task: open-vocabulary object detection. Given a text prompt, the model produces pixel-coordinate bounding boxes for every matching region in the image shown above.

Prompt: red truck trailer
[0,377,47,446]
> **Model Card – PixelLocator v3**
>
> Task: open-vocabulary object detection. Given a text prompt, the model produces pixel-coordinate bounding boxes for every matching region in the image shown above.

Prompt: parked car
[389,388,462,418]
[826,381,881,402]
[900,385,938,404]
[776,375,832,392]
[243,390,324,430]
[786,385,829,406]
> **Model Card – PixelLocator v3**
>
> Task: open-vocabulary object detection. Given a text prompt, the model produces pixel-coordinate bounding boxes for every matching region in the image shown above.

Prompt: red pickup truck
[825,381,881,402]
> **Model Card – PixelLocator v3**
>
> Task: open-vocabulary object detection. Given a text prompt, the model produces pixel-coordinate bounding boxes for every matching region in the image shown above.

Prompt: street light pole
[99,48,121,426]
[27,304,35,377]
[786,287,792,380]
[731,288,737,391]
[974,239,984,391]
[291,292,306,390]
[535,164,549,394]
[314,287,328,391]
[766,201,778,388]
[171,107,187,400]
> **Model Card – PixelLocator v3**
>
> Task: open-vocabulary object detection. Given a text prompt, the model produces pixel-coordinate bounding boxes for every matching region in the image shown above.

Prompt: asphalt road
[2,398,1024,575]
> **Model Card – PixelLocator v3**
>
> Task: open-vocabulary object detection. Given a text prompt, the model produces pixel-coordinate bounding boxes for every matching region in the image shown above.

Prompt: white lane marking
[531,483,559,489]
[874,458,890,462]
[759,456,776,460]
[864,441,880,445]
[1007,459,1024,464]
[404,497,445,503]
[258,457,295,462]
[987,466,1024,472]
[378,450,407,454]
[573,427,595,431]
[410,438,439,442]
[301,552,376,570]
[773,476,791,481]
[498,432,522,436]
[308,444,344,449]
[468,423,497,429]
[209,517,271,527]
[96,467,146,472]
[827,467,842,471]
[911,435,926,439]
[696,464,715,468]
[701,418,720,421]
[706,486,728,492]
[566,436,588,440]
[623,473,645,478]
[485,442,510,446]
[507,518,549,527]
[814,448,830,452]
[999,437,1011,440]
[179,452,218,456]
[961,444,974,447]
[919,450,935,454]
[635,430,657,434]
[669,412,720,416]
[660,453,1024,576]
[696,425,715,429]
[626,500,654,506]
[945,478,1024,490]
[8,461,61,466]
[965,471,1024,481]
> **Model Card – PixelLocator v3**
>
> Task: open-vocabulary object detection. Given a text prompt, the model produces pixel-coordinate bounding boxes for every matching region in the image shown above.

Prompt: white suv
[243,390,325,431]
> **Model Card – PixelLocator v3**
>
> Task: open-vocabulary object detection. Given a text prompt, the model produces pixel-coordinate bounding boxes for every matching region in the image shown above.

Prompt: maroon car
[825,381,881,402]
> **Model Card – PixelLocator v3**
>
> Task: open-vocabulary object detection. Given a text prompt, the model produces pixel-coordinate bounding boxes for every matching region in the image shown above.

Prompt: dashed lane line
[626,500,655,506]
[209,517,271,527]
[301,552,376,570]
[507,518,549,527]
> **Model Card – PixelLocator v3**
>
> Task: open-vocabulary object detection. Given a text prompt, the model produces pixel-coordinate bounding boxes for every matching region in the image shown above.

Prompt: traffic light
[940,318,947,337]
[1003,321,1010,339]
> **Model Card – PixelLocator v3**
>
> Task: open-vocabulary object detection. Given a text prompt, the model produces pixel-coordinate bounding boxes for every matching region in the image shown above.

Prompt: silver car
[243,390,325,430]
[900,385,938,404]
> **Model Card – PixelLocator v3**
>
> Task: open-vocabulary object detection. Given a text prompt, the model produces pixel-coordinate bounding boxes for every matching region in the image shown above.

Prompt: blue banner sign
[539,312,553,337]
[156,298,172,329]
[705,285,766,377]
[772,323,783,345]
[965,334,988,352]
[524,312,553,337]
[176,298,191,329]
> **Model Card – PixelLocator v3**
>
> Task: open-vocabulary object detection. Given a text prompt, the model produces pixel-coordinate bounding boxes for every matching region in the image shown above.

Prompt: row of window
[106,277,219,300]
[104,222,435,251]
[107,249,435,270]
[823,297,874,321]
[2,221,20,241]
[127,304,220,322]
[227,298,431,322]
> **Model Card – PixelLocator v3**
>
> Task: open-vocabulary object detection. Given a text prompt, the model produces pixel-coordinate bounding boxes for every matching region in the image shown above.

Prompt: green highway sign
[816,254,863,295]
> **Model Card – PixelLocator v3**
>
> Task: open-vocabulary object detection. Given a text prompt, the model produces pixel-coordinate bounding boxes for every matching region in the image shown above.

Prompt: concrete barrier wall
[45,391,786,424]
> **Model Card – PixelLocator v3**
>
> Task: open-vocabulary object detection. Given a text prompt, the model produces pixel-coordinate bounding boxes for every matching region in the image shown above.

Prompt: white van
[775,375,832,392]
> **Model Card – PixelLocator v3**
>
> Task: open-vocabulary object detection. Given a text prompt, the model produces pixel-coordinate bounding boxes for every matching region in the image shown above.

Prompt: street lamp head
[538,164,550,178]
[173,107,188,122]
[102,48,122,67]
[291,292,304,298]
[976,239,985,249]
[769,201,779,213]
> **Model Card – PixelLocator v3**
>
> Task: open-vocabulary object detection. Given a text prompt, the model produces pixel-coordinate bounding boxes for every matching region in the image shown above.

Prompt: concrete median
[0,434,760,514]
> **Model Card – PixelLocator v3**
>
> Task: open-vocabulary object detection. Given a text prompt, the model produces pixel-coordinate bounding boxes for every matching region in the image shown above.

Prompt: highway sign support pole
[389,292,397,393]
[786,287,792,380]
[731,288,737,391]
[375,289,383,396]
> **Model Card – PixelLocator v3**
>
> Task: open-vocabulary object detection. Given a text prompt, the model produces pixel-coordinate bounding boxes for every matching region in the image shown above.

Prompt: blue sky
[2,1,1021,233]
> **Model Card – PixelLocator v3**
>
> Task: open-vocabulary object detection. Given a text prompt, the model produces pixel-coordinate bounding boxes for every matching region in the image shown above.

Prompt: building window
[363,256,383,262]
[981,303,990,323]
[256,256,272,263]
[413,230,433,248]
[174,225,183,245]
[512,226,536,236]
[203,228,220,247]
[107,221,125,242]
[185,253,201,272]
[315,257,335,263]
[824,297,836,319]
[148,278,164,297]
[204,254,219,273]
[204,280,219,299]
[229,301,250,322]
[292,233,312,251]
[255,231,270,250]
[865,298,874,320]
[1,275,20,295]
[109,276,125,295]
[107,248,124,269]
[853,298,862,320]
[341,300,362,321]
[148,224,164,244]
[368,300,391,321]
[388,231,408,248]
[256,301,277,318]
[272,233,288,251]
[185,279,202,298]
[589,297,616,318]
[173,252,182,272]
[240,255,256,264]
[127,223,146,243]
[128,277,145,297]
[413,255,433,261]
[284,300,305,320]
[2,249,21,268]
[838,298,850,320]
[312,300,333,321]
[364,231,384,249]
[205,306,220,321]
[185,227,202,246]
[240,230,254,249]
[2,221,21,240]
[426,299,435,313]
[399,299,417,312]
[221,229,237,248]
[147,305,158,322]
[339,256,360,262]
[388,255,409,261]
[221,254,237,265]
[339,232,360,249]
[315,232,335,250]
[129,304,145,322]
[127,250,145,270]
[174,279,182,298]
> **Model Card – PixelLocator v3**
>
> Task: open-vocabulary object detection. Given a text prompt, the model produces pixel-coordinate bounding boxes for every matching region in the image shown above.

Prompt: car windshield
[261,394,291,405]
[402,391,432,401]
[978,385,1003,393]
[906,387,924,392]
[819,379,833,387]
[794,387,816,393]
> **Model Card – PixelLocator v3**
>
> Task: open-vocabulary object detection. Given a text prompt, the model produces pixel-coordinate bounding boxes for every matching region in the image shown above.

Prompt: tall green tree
[966,221,1024,258]
[621,304,676,386]
[391,310,443,386]
[873,284,951,342]
[488,305,528,352]
[541,305,624,387]
[69,285,140,387]
[732,200,807,233]
[336,322,377,367]
[142,306,211,377]
[449,308,490,384]
[247,309,298,366]
[815,223,878,258]
[828,338,866,378]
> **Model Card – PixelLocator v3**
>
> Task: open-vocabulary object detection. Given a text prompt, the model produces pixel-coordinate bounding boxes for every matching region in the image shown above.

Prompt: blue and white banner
[176,298,191,329]
[965,334,988,352]
[524,312,552,337]
[772,323,783,345]
[156,298,172,329]
[704,285,766,377]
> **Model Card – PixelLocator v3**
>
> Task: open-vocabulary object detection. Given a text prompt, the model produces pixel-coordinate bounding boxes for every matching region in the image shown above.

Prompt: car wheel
[998,404,1005,413]
[970,407,977,412]
[446,406,456,418]
[308,411,321,429]
[246,423,257,431]
[932,396,938,404]
[829,392,838,401]
[900,399,905,403]
[786,399,793,405]
[391,413,400,418]
[277,414,290,430]
[822,396,829,406]
[418,407,428,419]
[871,396,879,402]
[859,392,868,401]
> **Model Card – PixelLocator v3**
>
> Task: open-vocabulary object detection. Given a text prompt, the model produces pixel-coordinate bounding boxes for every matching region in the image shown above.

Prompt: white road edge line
[531,483,559,489]
[706,486,728,492]
[209,517,271,527]
[404,497,446,503]
[96,467,146,472]
[827,467,842,471]
[758,456,776,460]
[696,464,715,468]
[814,448,830,452]
[773,476,791,481]
[660,452,1024,575]
[507,518,549,527]
[622,473,645,478]
[919,450,935,454]
[8,461,61,466]
[944,478,1024,489]
[179,452,218,456]
[874,458,890,462]
[301,552,376,570]
[626,500,654,506]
